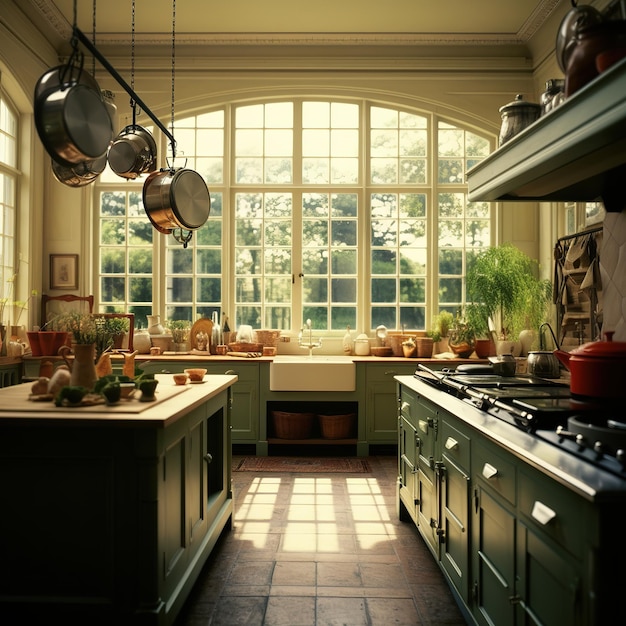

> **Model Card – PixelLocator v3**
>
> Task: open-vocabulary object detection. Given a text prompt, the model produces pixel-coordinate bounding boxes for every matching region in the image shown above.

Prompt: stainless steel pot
[488,354,516,376]
[108,125,157,179]
[51,153,107,188]
[142,168,211,233]
[527,351,561,379]
[498,94,541,145]
[35,66,113,167]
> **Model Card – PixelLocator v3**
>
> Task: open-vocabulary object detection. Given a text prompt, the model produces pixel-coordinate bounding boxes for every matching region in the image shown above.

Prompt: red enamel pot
[554,331,626,400]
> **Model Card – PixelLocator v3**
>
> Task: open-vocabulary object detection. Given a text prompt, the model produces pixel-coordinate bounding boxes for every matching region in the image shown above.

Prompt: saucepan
[554,331,626,399]
[142,167,211,234]
[488,354,516,376]
[108,124,157,179]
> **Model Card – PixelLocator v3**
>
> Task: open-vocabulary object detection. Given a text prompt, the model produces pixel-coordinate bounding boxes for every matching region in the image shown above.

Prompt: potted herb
[448,310,476,358]
[466,244,552,354]
[101,316,130,350]
[167,319,191,352]
[430,310,454,353]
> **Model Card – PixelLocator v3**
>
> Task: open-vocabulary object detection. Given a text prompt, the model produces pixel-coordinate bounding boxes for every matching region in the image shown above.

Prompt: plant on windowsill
[429,310,454,353]
[167,319,191,351]
[448,310,476,358]
[466,243,552,354]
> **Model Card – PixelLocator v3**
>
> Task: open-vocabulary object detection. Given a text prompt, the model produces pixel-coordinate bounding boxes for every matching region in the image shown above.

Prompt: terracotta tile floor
[174,454,468,626]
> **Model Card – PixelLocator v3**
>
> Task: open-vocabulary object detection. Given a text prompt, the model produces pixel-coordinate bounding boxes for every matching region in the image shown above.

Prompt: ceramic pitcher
[59,344,98,390]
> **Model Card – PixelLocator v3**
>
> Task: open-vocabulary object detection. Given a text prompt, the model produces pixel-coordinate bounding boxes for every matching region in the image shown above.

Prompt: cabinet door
[471,486,516,626]
[440,456,470,602]
[366,364,415,443]
[516,522,582,626]
[398,415,418,523]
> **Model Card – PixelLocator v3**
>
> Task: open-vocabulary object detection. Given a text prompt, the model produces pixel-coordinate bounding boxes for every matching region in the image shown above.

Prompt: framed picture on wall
[50,254,78,290]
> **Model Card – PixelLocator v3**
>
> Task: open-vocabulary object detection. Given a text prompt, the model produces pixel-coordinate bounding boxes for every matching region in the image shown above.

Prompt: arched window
[96,99,492,332]
[0,88,19,321]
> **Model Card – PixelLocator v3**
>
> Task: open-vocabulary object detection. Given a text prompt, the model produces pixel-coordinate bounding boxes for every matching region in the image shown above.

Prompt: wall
[7,0,619,335]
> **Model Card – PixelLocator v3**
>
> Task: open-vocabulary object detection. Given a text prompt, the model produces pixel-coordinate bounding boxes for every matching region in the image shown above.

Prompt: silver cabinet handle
[204,453,213,464]
[482,462,498,479]
[401,401,410,413]
[531,500,556,525]
[418,419,428,433]
[445,436,458,450]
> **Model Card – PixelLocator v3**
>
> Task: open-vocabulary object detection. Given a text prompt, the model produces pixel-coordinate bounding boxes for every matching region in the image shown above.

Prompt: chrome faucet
[298,318,322,357]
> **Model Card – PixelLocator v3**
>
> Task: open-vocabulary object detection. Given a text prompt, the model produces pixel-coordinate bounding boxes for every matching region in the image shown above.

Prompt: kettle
[528,322,561,379]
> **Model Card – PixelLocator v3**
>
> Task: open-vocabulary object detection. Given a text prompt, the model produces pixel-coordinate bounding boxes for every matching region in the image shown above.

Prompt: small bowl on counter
[173,373,189,386]
[184,368,207,383]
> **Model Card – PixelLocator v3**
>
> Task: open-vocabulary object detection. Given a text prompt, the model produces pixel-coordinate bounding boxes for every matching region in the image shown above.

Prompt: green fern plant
[466,244,551,340]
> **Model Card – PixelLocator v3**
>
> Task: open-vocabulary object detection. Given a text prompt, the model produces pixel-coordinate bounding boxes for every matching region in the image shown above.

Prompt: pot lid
[499,94,541,115]
[570,331,626,358]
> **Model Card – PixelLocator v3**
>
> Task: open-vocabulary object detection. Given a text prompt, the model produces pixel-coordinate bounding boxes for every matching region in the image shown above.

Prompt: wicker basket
[228,342,263,353]
[255,329,281,347]
[272,411,315,439]
[318,413,356,440]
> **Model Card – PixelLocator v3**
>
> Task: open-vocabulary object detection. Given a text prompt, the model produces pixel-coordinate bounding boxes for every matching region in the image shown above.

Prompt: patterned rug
[234,456,371,473]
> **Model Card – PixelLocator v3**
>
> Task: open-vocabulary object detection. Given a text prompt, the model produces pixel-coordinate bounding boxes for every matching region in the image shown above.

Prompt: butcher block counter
[0,374,236,625]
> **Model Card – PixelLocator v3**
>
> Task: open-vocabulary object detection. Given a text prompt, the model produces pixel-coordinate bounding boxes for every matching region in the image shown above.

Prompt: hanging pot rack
[73,26,177,158]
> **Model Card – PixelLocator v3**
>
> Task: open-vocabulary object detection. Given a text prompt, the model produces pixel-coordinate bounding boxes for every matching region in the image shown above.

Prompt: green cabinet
[0,359,21,387]
[0,378,234,624]
[364,362,416,444]
[397,375,626,626]
[138,359,260,443]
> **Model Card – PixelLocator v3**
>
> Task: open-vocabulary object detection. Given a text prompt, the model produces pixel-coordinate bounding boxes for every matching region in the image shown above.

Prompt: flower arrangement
[57,312,98,344]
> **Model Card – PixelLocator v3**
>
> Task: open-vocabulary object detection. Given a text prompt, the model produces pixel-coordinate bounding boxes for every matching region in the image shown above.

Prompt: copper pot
[142,168,211,233]
[554,331,626,399]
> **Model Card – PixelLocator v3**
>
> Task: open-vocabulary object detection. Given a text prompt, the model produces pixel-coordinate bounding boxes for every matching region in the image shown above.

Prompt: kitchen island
[396,374,626,626]
[0,374,236,625]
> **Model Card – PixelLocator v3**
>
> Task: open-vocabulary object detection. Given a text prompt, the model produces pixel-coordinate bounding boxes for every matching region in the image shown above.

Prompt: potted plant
[167,319,191,352]
[448,310,476,358]
[101,316,130,350]
[466,244,552,355]
[429,310,454,354]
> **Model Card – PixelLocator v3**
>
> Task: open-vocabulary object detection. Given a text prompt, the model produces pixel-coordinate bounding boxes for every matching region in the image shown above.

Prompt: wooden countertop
[0,373,237,425]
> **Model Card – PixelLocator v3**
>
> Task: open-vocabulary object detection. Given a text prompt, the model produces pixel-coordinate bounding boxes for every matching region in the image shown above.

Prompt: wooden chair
[41,294,94,327]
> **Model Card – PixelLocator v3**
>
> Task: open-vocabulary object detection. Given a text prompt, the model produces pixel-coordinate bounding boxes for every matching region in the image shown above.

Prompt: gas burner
[559,415,626,462]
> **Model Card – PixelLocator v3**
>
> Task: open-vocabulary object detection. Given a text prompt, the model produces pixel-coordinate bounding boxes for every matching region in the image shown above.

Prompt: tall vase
[60,344,98,391]
[147,314,164,335]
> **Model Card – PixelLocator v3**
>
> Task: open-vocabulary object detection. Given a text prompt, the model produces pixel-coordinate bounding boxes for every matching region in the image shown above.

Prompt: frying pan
[34,60,113,167]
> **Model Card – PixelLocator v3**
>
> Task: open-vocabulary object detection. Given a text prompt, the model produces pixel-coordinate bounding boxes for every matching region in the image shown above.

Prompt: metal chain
[170,0,176,158]
[92,0,96,76]
[130,0,136,118]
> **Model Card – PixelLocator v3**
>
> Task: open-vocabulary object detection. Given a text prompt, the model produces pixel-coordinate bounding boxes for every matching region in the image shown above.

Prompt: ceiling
[23,0,567,56]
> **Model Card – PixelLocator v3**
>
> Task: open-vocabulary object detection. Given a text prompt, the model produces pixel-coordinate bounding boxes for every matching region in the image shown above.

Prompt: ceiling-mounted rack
[73,26,177,155]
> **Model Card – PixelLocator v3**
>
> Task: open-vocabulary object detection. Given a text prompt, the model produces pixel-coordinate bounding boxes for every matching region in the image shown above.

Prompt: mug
[150,346,162,355]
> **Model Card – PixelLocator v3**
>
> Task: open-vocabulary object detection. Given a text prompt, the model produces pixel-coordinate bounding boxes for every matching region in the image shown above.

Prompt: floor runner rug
[234,456,371,473]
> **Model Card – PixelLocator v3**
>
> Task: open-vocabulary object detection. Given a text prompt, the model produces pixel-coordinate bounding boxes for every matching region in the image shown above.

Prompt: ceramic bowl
[119,382,136,398]
[173,373,189,385]
[184,368,207,382]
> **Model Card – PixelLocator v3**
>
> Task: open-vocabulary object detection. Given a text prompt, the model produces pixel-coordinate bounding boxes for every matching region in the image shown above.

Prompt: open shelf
[467,56,626,210]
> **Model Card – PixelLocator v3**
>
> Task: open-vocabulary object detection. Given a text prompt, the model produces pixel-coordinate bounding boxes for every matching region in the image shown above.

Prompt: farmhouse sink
[269,356,356,391]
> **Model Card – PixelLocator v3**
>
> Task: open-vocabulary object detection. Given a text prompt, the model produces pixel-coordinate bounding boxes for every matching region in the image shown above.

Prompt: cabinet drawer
[440,417,470,472]
[367,363,415,383]
[518,467,588,557]
[473,440,516,505]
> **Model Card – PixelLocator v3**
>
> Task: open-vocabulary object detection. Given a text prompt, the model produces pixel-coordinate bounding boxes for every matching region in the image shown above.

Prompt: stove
[414,365,626,479]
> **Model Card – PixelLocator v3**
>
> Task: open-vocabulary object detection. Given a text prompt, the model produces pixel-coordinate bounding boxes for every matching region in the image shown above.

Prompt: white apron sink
[269,356,356,391]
